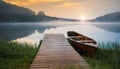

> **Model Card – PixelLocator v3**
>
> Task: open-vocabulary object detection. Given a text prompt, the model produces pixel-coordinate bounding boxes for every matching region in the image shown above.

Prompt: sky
[3,0,120,19]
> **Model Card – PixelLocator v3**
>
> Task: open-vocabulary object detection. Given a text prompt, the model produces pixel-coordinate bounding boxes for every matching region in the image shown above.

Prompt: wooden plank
[30,34,90,69]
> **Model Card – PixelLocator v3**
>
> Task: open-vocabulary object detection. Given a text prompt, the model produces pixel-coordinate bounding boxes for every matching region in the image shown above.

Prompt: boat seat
[69,36,83,40]
[84,43,98,48]
[76,40,96,43]
[70,36,83,38]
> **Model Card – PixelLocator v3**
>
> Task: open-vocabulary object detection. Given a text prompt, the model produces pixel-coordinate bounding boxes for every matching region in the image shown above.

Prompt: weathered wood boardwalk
[30,34,90,69]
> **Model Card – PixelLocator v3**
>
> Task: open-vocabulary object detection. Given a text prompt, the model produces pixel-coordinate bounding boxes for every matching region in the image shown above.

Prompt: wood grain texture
[30,34,90,69]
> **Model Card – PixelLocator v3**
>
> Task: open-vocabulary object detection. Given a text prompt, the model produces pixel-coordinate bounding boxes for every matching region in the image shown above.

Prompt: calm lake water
[0,21,120,45]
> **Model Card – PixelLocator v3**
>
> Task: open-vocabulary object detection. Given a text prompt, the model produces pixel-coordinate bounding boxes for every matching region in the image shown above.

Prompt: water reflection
[0,25,34,40]
[0,21,120,45]
[0,22,55,40]
[44,24,120,43]
[93,22,120,33]
[14,30,43,45]
[15,23,120,45]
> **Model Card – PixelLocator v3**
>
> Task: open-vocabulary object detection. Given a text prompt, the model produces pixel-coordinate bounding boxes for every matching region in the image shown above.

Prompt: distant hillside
[91,12,120,22]
[57,18,80,22]
[0,0,57,22]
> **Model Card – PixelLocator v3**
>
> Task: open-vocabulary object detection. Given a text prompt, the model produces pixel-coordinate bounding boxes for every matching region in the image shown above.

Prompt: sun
[80,16,86,21]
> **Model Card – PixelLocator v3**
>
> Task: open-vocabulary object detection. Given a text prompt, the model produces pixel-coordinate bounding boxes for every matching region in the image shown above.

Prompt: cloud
[51,2,80,8]
[3,0,64,5]
[3,0,82,7]
[4,0,30,5]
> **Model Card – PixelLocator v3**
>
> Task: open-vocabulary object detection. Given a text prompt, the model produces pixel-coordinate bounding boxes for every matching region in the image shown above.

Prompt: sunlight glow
[80,16,86,21]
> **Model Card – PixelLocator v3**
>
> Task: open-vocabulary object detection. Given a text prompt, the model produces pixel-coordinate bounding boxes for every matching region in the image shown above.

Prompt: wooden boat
[67,31,98,56]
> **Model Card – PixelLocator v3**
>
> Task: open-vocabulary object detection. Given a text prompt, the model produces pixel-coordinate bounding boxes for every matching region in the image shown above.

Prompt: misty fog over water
[0,21,120,45]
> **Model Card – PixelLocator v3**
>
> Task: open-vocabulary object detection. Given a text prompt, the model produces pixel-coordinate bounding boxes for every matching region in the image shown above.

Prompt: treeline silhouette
[91,12,120,22]
[0,0,57,22]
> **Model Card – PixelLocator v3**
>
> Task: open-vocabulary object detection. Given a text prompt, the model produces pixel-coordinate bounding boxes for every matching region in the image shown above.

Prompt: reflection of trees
[0,24,56,40]
[93,24,120,33]
[0,26,34,40]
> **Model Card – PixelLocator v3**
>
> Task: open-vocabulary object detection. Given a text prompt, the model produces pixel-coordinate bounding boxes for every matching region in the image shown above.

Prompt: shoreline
[0,41,120,69]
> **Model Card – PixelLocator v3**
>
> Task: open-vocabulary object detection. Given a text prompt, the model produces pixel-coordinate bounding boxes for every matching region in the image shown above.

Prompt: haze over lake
[0,21,120,45]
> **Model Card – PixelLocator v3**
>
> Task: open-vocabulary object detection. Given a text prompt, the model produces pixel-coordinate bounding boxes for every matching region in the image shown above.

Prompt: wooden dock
[30,34,90,69]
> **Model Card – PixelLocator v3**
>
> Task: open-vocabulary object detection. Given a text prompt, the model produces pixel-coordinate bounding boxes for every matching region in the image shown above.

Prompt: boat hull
[67,31,98,56]
[68,39,98,56]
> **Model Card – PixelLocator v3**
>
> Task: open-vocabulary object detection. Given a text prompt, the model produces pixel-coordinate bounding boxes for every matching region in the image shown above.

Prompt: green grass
[0,40,120,69]
[0,41,38,69]
[84,42,120,69]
